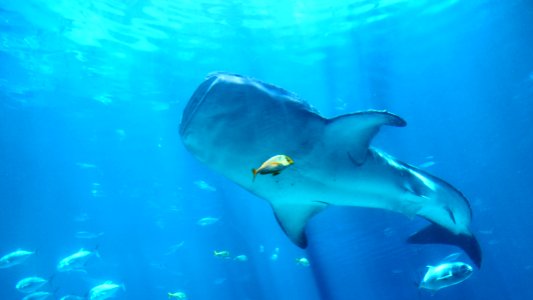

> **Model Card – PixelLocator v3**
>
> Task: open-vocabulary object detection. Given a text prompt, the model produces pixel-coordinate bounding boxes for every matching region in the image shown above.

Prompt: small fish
[89,281,125,300]
[57,248,100,272]
[233,254,248,262]
[0,249,34,268]
[149,262,166,270]
[270,247,280,261]
[479,229,494,235]
[168,291,187,299]
[90,182,105,198]
[194,180,217,191]
[16,276,48,293]
[419,161,436,169]
[74,213,90,222]
[252,155,294,181]
[115,129,126,140]
[419,262,473,291]
[295,257,310,267]
[151,101,170,112]
[22,291,52,300]
[213,250,230,259]
[196,217,219,226]
[74,231,104,239]
[335,97,347,111]
[59,295,85,300]
[165,241,185,255]
[75,162,97,169]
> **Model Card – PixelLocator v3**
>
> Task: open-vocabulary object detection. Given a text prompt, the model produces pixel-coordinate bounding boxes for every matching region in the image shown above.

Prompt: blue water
[1,0,532,299]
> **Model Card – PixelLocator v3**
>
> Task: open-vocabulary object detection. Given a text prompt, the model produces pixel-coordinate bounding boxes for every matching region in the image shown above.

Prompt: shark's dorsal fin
[272,202,328,248]
[325,110,406,164]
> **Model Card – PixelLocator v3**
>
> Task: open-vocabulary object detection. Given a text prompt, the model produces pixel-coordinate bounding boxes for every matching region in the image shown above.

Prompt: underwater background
[1,0,532,299]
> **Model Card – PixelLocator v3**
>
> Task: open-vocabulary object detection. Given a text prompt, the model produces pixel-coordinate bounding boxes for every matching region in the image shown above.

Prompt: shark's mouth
[180,72,260,135]
[179,74,220,135]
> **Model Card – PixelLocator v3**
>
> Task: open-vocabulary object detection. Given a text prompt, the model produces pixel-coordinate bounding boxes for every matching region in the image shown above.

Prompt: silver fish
[420,262,473,291]
[15,276,48,293]
[0,249,34,268]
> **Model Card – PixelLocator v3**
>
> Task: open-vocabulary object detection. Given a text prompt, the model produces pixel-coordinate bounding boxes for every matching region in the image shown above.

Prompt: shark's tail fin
[407,224,482,269]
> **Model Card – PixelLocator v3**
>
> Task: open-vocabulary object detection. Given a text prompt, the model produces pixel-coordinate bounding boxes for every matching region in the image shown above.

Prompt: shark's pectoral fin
[325,110,406,164]
[272,202,328,248]
[407,223,482,268]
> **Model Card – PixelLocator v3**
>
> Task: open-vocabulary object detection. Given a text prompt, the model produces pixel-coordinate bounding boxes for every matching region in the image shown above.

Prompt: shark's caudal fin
[407,224,482,268]
[272,202,329,248]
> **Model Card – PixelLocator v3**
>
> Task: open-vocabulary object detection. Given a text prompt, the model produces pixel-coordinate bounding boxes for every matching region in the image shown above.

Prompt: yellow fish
[252,155,294,181]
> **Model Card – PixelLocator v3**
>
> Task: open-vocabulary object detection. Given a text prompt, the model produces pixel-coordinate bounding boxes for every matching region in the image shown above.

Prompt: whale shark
[179,72,482,268]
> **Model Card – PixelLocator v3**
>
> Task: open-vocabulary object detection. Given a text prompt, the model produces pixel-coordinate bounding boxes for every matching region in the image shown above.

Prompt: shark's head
[180,72,319,176]
[180,72,317,139]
